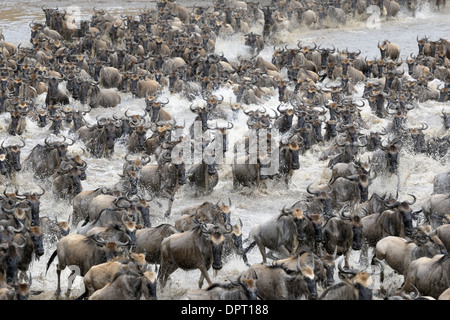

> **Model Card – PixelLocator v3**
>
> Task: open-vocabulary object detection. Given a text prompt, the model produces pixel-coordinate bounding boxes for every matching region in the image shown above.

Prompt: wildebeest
[45,232,130,298]
[375,230,448,282]
[158,223,231,290]
[421,194,450,229]
[433,171,450,195]
[378,40,401,60]
[22,135,75,179]
[138,145,186,217]
[361,194,418,247]
[78,252,151,299]
[241,259,316,300]
[51,160,86,200]
[134,224,180,265]
[433,224,450,253]
[43,75,70,106]
[88,269,157,300]
[187,147,219,196]
[0,138,26,180]
[401,254,450,299]
[180,272,258,300]
[175,200,233,232]
[99,66,122,89]
[88,82,121,108]
[322,211,363,269]
[78,116,122,158]
[244,206,306,263]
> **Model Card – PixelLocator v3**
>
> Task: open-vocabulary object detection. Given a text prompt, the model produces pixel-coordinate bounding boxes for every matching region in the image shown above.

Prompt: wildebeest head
[381,138,402,174]
[283,141,300,170]
[385,194,417,236]
[0,241,25,285]
[190,103,210,132]
[281,206,307,241]
[337,257,383,300]
[148,98,169,123]
[27,226,45,259]
[59,161,83,196]
[44,76,64,99]
[306,183,333,217]
[96,116,122,152]
[305,211,323,243]
[18,186,45,227]
[199,223,231,272]
[1,138,26,172]
[0,150,8,176]
[91,232,130,261]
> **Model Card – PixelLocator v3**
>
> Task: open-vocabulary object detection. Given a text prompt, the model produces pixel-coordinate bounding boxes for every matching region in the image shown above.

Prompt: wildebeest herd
[0,0,449,301]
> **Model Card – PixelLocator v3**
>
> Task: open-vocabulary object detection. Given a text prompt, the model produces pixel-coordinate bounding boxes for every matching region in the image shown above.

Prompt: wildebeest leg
[158,262,177,290]
[163,187,178,217]
[344,249,351,269]
[65,268,76,298]
[256,242,268,263]
[279,245,292,258]
[55,264,63,297]
[359,239,369,267]
[197,265,212,288]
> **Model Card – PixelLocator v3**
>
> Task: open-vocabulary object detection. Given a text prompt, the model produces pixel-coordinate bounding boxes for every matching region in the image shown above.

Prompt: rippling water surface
[0,1,449,300]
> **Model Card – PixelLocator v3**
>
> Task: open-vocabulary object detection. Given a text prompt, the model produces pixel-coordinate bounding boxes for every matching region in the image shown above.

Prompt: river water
[0,1,449,300]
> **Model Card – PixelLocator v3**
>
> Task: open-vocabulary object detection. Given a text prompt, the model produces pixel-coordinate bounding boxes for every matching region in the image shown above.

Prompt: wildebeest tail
[46,249,58,275]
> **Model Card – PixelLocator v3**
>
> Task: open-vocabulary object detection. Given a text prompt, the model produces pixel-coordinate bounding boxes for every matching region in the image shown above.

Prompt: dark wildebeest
[51,160,86,200]
[187,146,219,196]
[242,258,317,300]
[138,145,187,217]
[401,254,450,299]
[78,116,122,158]
[87,81,121,108]
[360,195,419,264]
[22,135,75,179]
[180,272,258,300]
[158,223,231,290]
[433,171,450,195]
[43,75,70,106]
[322,211,363,269]
[421,194,450,229]
[134,224,180,265]
[244,206,307,264]
[175,201,233,231]
[0,237,25,286]
[45,232,130,298]
[0,138,26,180]
[318,257,383,300]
